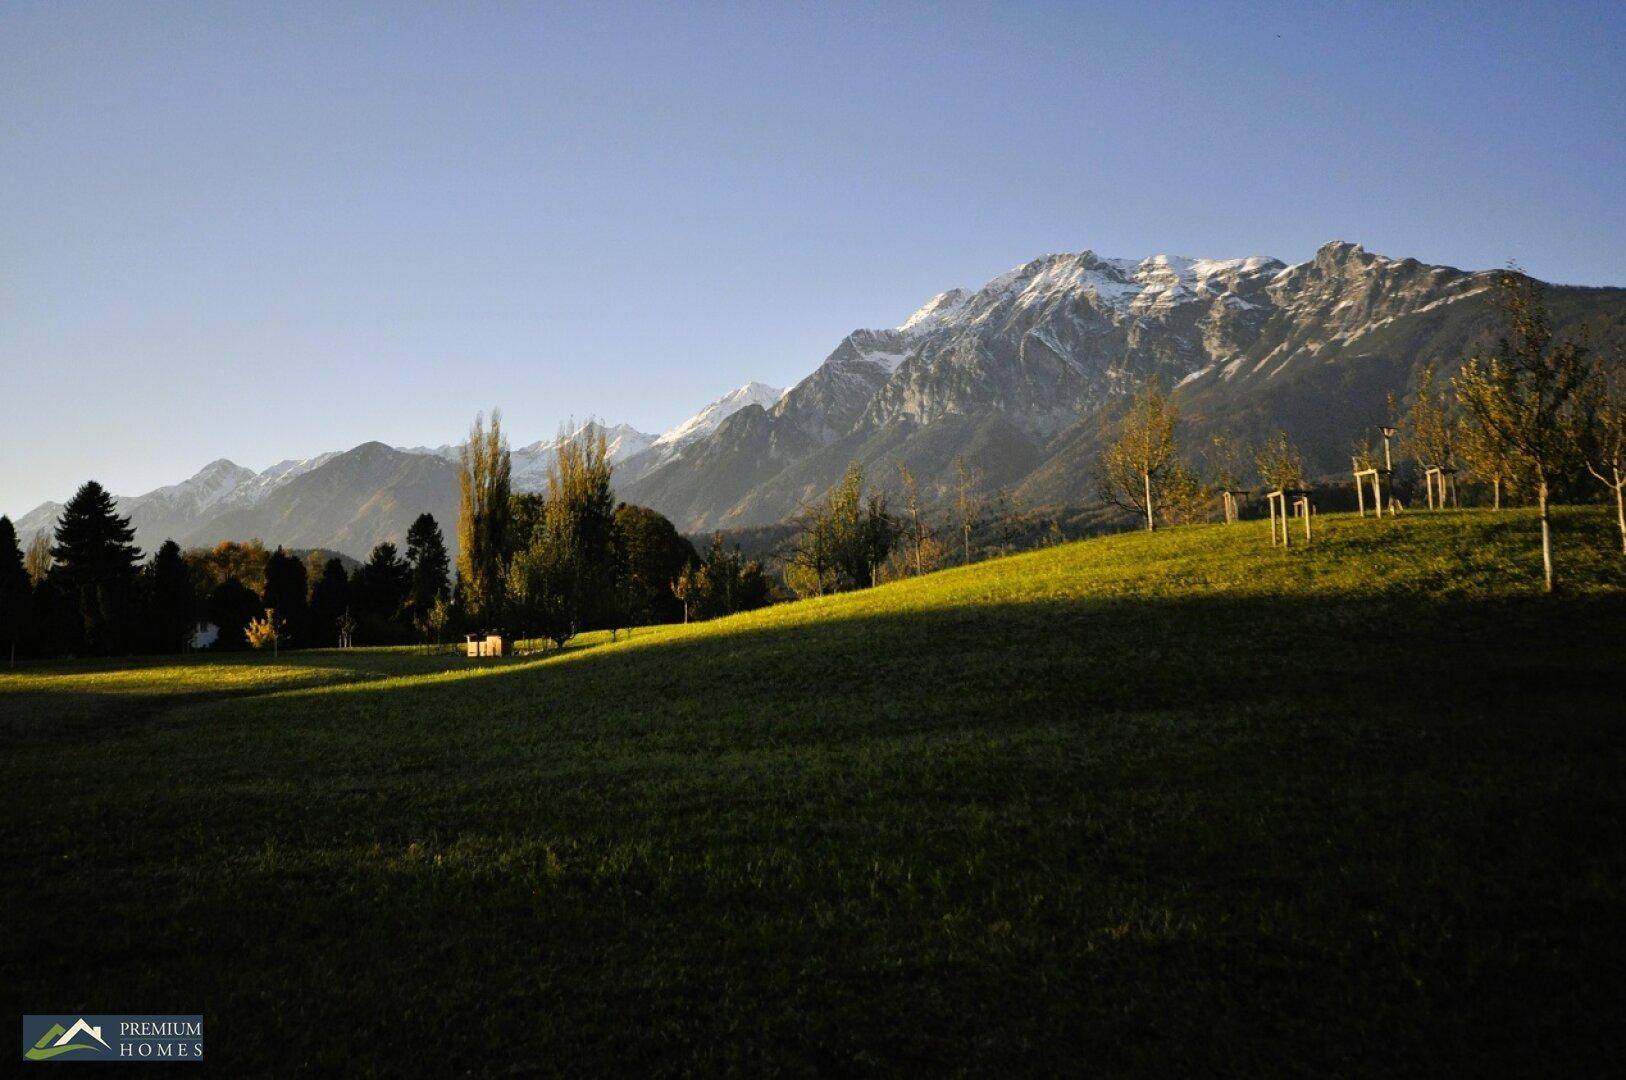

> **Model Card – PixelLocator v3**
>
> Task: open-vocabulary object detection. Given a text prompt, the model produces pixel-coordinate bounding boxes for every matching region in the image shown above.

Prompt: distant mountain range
[13,241,1624,556]
[10,400,782,559]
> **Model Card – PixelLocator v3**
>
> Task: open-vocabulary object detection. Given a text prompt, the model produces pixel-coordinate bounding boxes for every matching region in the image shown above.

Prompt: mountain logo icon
[24,1018,110,1061]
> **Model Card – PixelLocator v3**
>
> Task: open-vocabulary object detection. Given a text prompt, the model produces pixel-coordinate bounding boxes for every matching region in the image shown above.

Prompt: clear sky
[2,1,1622,516]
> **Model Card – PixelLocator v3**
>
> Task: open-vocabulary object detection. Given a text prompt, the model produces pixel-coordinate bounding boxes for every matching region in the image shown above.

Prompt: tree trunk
[1493,477,1501,511]
[1143,470,1155,532]
[1539,481,1554,593]
[1615,474,1626,555]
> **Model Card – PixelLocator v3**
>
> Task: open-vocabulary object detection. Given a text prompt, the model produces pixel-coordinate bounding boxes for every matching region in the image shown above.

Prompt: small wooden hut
[465,631,512,658]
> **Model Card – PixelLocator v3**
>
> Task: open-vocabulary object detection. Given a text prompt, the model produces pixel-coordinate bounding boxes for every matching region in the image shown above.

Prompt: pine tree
[0,517,31,664]
[308,558,351,648]
[456,410,511,627]
[146,540,193,654]
[353,542,411,622]
[262,547,309,646]
[405,513,451,637]
[50,480,142,654]
[208,579,262,650]
[1453,271,1591,591]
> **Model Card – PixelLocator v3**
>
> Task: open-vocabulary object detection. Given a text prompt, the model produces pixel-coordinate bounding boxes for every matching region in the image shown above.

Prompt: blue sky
[2,2,1622,516]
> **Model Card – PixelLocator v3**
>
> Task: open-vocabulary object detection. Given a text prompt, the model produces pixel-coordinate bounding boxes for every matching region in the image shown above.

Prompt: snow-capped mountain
[613,382,785,486]
[510,421,659,490]
[12,453,346,551]
[621,241,1625,530]
[11,240,1621,553]
[653,382,784,451]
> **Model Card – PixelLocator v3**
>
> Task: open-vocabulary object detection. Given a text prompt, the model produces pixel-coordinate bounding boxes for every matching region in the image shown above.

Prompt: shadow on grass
[93,588,1626,755]
[2,586,1625,1074]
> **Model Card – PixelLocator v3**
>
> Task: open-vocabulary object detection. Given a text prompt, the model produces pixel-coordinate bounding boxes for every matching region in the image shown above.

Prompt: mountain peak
[1313,240,1373,266]
[652,382,784,450]
[899,288,972,334]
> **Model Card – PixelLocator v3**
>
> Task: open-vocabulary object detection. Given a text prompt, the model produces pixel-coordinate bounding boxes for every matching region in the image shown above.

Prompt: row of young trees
[1095,270,1625,590]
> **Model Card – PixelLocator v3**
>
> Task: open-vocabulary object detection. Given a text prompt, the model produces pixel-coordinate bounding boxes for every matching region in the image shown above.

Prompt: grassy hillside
[2,508,1623,1074]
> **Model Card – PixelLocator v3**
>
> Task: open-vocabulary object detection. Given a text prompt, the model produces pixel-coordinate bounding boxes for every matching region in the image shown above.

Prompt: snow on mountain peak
[899,288,972,334]
[653,382,783,449]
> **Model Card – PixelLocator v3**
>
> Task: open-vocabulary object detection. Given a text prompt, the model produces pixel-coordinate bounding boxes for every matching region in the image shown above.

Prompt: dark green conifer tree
[405,513,451,623]
[352,542,412,641]
[307,558,351,648]
[146,539,194,654]
[50,481,143,653]
[0,517,31,664]
[262,547,309,646]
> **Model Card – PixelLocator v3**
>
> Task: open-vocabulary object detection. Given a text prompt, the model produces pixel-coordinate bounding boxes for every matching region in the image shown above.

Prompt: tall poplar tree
[457,411,511,627]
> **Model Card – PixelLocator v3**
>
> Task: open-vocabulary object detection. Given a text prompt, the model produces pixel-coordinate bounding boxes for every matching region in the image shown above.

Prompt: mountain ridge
[12,240,1624,552]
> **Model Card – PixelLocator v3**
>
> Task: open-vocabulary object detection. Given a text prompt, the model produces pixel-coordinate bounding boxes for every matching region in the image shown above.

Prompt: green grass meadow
[2,508,1623,1074]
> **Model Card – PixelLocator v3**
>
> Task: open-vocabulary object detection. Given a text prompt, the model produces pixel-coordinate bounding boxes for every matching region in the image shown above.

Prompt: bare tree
[1099,381,1181,531]
[1454,271,1592,591]
[954,457,982,565]
[894,464,943,577]
[24,530,52,585]
[1581,352,1626,554]
[1208,433,1253,523]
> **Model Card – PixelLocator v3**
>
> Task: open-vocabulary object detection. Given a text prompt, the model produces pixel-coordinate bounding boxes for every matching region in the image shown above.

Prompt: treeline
[0,422,772,661]
[0,491,460,660]
[450,416,772,649]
